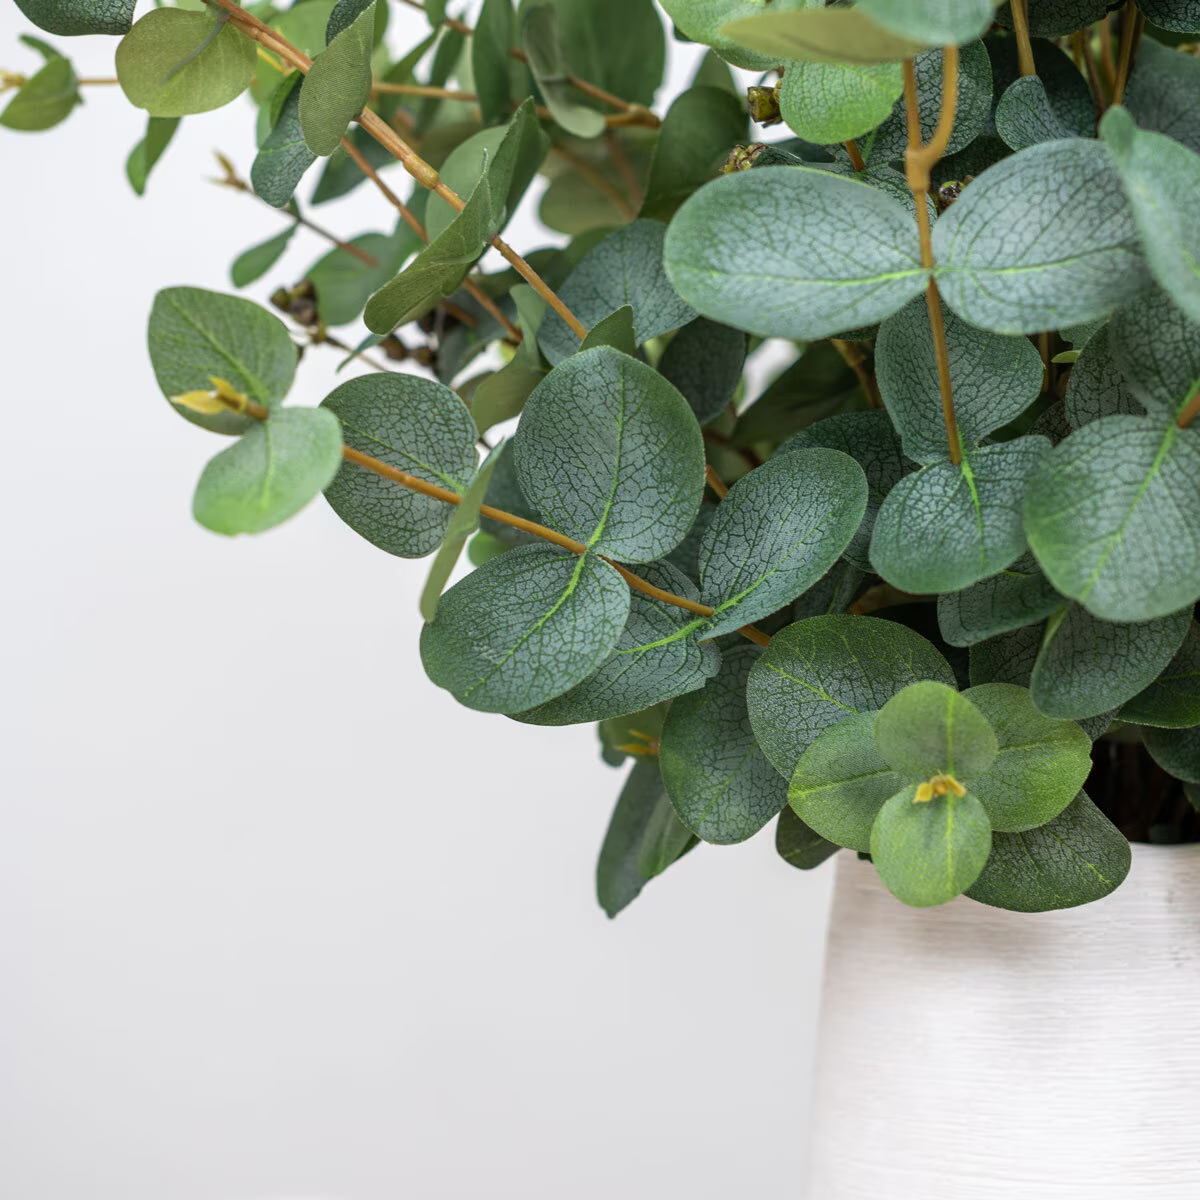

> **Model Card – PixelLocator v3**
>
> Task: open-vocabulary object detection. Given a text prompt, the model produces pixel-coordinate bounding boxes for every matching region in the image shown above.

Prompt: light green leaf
[657,318,746,426]
[1108,285,1200,421]
[271,0,339,59]
[230,225,297,288]
[299,0,376,155]
[194,408,344,535]
[664,167,928,341]
[251,74,316,209]
[425,100,550,241]
[512,346,704,560]
[871,784,992,907]
[1145,723,1200,782]
[861,41,993,167]
[778,60,903,145]
[660,642,789,845]
[870,437,1050,594]
[420,544,631,713]
[364,173,494,333]
[963,683,1091,831]
[116,9,255,118]
[1024,415,1200,622]
[597,759,696,918]
[1062,326,1141,429]
[1102,106,1200,323]
[967,790,1130,911]
[513,561,720,725]
[419,443,502,622]
[858,0,999,43]
[775,806,839,871]
[126,115,179,196]
[640,85,748,221]
[472,0,517,126]
[519,0,604,137]
[0,54,79,131]
[14,0,134,36]
[658,0,784,71]
[790,711,907,853]
[148,287,298,436]
[747,613,956,777]
[321,372,478,558]
[1120,621,1200,728]
[875,680,999,782]
[932,138,1152,334]
[1030,602,1191,719]
[538,220,697,364]
[1124,37,1200,155]
[699,449,868,637]
[785,411,909,573]
[937,553,1063,647]
[721,6,928,65]
[876,294,1044,464]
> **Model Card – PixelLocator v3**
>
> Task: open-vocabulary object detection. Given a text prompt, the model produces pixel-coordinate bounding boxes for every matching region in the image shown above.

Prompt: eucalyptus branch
[394,0,661,126]
[208,0,590,340]
[902,49,963,467]
[705,464,729,499]
[844,140,866,172]
[831,338,882,410]
[1010,0,1037,78]
[1111,0,1146,107]
[1176,388,1200,430]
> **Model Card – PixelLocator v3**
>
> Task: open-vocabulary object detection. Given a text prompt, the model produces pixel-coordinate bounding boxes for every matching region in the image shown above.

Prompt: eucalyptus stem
[1177,388,1200,430]
[902,49,962,467]
[1111,0,1146,107]
[1010,0,1037,77]
[208,0,590,340]
[705,464,729,499]
[844,139,866,172]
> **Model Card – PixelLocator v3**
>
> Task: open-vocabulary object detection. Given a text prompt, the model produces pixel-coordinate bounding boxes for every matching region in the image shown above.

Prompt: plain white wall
[0,5,833,1197]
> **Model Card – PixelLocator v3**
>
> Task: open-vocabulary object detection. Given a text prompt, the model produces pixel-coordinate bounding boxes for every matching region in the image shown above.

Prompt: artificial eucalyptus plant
[7,0,1200,917]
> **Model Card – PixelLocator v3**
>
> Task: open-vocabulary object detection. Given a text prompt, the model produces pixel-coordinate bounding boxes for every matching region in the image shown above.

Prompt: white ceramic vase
[804,845,1200,1199]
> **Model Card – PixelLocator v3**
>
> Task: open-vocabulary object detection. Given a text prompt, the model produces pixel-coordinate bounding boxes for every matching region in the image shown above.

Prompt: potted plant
[5,0,1200,1192]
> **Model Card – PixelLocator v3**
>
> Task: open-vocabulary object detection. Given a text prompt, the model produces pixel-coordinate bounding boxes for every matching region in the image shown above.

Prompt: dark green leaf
[472,0,518,126]
[775,806,839,871]
[640,85,748,221]
[664,166,928,341]
[193,408,344,535]
[519,0,604,138]
[552,0,665,108]
[1024,415,1200,622]
[1136,0,1200,33]
[598,703,668,767]
[967,791,1131,911]
[1108,285,1200,421]
[14,0,134,37]
[1124,37,1200,154]
[1145,723,1200,782]
[747,613,955,777]
[306,220,423,327]
[420,544,630,713]
[1120,621,1200,728]
[871,783,992,906]
[699,449,868,637]
[657,318,746,426]
[513,561,720,725]
[126,115,179,196]
[859,0,1000,43]
[996,0,1109,36]
[937,553,1063,647]
[512,346,705,560]
[994,73,1093,151]
[230,225,296,288]
[1062,326,1142,429]
[321,372,478,558]
[660,642,789,844]
[471,358,546,436]
[933,138,1152,334]
[538,220,697,364]
[251,74,316,208]
[148,287,298,436]
[597,759,696,918]
[1030,602,1191,719]
[870,437,1050,594]
[578,306,637,356]
[299,0,375,155]
[963,683,1092,831]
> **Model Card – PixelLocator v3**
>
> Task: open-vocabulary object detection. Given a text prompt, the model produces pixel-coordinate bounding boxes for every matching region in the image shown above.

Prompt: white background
[0,4,833,1196]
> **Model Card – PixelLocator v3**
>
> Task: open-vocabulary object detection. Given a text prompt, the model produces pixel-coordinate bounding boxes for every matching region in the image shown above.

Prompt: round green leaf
[659,642,789,845]
[747,613,956,778]
[1145,723,1200,783]
[321,372,478,559]
[875,680,999,782]
[789,710,907,853]
[512,346,705,562]
[1024,416,1200,623]
[775,806,839,872]
[193,408,344,535]
[1120,621,1200,728]
[1062,326,1141,430]
[0,54,79,131]
[937,554,1064,648]
[658,0,785,70]
[967,791,1131,912]
[420,544,631,714]
[778,60,903,145]
[657,318,746,426]
[1125,37,1200,155]
[698,449,869,637]
[1109,285,1200,422]
[116,10,256,118]
[663,166,928,342]
[963,683,1091,832]
[148,287,298,436]
[870,784,993,907]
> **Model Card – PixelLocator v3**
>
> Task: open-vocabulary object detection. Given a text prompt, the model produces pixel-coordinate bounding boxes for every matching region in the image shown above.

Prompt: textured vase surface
[805,845,1200,1199]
